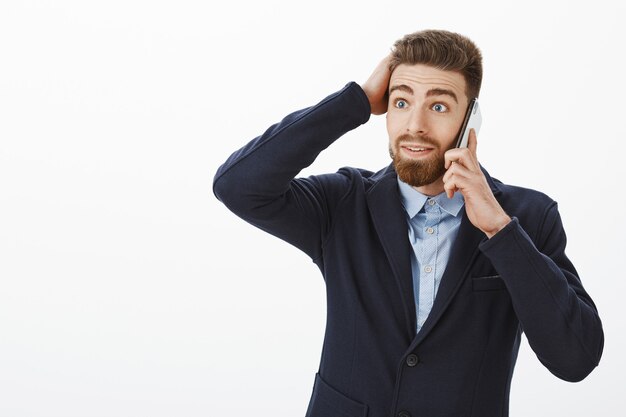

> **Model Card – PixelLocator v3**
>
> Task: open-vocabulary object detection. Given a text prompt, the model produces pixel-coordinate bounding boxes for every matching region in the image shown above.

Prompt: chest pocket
[472,274,506,291]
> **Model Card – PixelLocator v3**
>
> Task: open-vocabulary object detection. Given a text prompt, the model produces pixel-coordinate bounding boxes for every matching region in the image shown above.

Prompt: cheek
[441,124,458,141]
[436,116,463,140]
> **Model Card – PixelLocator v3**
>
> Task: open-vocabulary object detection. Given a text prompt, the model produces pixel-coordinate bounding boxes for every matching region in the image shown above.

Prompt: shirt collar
[397,177,465,218]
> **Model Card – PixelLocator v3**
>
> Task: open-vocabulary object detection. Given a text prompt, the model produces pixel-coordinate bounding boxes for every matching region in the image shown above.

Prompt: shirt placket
[417,198,440,330]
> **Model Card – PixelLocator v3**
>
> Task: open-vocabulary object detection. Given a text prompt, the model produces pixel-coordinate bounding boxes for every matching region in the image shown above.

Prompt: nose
[406,108,428,135]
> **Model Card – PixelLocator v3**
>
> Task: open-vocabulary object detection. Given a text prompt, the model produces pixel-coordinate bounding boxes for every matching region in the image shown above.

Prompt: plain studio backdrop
[1,0,624,416]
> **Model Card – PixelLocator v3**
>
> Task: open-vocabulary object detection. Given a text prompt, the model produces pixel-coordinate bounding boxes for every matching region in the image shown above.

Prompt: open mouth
[401,145,434,157]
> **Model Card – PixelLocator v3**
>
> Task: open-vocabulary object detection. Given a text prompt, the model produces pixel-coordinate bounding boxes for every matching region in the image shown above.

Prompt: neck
[412,177,445,196]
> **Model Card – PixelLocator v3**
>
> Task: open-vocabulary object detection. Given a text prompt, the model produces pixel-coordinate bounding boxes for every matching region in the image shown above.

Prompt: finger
[443,162,472,183]
[382,52,394,70]
[363,54,394,115]
[445,148,472,170]
[444,149,459,169]
[468,128,478,155]
[444,176,459,199]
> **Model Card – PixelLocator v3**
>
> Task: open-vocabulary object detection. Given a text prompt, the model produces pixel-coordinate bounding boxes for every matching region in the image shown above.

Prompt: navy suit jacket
[213,82,604,417]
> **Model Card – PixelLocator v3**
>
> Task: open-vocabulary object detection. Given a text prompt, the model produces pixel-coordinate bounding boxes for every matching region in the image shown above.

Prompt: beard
[390,133,454,187]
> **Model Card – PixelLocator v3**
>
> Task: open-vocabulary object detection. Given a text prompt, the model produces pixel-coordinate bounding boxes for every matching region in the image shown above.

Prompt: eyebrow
[389,84,458,104]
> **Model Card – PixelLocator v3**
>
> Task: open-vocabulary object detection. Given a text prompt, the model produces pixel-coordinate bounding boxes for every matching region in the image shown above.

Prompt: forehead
[389,63,467,100]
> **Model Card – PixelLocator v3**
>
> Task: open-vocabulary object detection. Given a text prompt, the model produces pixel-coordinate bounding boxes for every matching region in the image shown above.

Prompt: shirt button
[406,354,419,367]
[428,199,436,206]
[424,266,433,273]
[398,411,411,417]
[426,227,434,234]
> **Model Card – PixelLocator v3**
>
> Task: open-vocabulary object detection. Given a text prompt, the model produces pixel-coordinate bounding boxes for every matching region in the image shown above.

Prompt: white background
[1,0,624,416]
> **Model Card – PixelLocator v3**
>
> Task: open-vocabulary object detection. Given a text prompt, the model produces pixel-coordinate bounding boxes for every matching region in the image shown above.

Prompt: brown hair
[389,29,483,100]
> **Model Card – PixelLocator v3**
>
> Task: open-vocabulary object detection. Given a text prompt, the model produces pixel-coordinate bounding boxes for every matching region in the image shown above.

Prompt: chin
[392,151,446,188]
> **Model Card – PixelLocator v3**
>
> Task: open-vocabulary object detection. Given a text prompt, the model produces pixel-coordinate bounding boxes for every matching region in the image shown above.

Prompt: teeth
[407,147,428,152]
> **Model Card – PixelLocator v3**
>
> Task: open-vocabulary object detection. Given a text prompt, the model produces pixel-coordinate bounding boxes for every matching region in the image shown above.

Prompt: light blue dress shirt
[397,178,465,334]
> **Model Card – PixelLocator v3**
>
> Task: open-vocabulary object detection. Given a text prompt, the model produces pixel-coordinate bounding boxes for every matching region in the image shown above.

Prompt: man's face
[386,63,469,188]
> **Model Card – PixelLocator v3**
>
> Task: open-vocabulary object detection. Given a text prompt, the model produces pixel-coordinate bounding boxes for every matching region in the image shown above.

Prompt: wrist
[485,215,512,239]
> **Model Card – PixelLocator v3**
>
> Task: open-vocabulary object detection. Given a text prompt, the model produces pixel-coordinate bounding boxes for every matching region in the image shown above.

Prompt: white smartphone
[455,98,482,148]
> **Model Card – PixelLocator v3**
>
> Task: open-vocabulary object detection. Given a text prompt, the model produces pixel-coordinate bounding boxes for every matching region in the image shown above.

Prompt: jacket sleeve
[478,204,604,382]
[212,82,371,260]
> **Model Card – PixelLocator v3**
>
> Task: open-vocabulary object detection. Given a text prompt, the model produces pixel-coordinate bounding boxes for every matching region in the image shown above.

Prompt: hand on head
[360,54,393,115]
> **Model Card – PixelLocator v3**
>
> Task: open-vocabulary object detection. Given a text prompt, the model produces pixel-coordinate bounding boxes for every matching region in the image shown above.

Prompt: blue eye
[432,103,448,112]
[395,99,407,109]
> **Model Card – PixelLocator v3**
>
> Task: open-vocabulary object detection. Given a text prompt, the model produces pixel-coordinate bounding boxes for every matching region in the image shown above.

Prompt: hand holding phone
[455,98,482,148]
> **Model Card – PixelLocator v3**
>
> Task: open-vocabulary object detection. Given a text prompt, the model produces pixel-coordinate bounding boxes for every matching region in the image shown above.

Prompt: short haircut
[389,29,483,100]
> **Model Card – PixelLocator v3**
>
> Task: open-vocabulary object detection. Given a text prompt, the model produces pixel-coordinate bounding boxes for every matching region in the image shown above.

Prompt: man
[213,29,603,417]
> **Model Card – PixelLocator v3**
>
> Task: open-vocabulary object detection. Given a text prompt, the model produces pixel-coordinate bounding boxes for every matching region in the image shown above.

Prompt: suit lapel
[366,164,502,345]
[411,163,503,345]
[410,210,487,345]
[366,168,417,340]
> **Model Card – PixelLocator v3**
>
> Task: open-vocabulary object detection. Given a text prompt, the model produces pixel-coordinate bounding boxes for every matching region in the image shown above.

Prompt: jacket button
[406,354,419,367]
[398,411,411,417]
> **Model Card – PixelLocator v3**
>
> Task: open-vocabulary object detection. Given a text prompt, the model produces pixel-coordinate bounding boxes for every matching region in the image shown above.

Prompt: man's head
[386,29,483,189]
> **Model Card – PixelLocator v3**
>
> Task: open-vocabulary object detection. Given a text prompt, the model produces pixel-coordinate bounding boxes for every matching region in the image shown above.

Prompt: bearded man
[213,29,603,417]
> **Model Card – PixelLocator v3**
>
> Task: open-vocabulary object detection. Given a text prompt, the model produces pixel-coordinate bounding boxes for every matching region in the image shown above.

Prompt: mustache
[395,133,439,148]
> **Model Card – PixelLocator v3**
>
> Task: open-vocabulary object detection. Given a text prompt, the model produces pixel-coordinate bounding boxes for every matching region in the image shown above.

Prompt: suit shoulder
[494,177,556,207]
[334,165,390,191]
[308,166,375,185]
[297,165,380,203]
[493,176,559,240]
[492,178,554,203]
